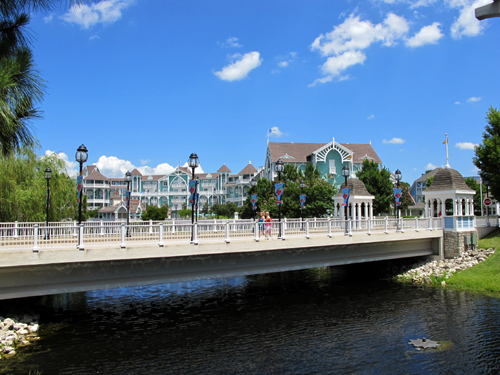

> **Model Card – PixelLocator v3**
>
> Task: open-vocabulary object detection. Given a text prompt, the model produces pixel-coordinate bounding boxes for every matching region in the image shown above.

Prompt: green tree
[201,201,210,217]
[356,160,393,216]
[141,205,168,221]
[0,148,79,222]
[464,177,482,215]
[473,106,500,199]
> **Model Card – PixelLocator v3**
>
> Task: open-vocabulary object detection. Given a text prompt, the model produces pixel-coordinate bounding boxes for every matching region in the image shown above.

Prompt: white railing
[0,217,447,252]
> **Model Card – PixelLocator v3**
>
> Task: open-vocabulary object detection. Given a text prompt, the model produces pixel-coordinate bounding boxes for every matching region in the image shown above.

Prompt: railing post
[225,221,230,243]
[415,217,419,232]
[120,223,126,249]
[254,222,259,242]
[281,220,286,241]
[32,225,39,253]
[159,223,164,247]
[328,217,332,238]
[384,216,388,234]
[305,220,310,239]
[193,222,199,245]
[100,220,104,236]
[400,217,404,233]
[78,224,85,250]
[149,219,153,235]
[14,221,19,238]
[348,220,352,236]
[73,220,78,237]
[284,217,287,232]
[172,220,175,234]
[429,217,433,230]
[367,218,371,235]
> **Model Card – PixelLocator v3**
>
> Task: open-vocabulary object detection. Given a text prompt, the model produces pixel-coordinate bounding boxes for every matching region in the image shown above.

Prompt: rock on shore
[396,248,496,285]
[0,314,40,358]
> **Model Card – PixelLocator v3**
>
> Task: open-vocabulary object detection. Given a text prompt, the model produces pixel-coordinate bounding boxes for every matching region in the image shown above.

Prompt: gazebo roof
[425,168,475,194]
[334,178,373,198]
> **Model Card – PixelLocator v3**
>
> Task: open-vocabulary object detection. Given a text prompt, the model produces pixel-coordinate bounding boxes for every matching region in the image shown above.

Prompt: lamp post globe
[44,167,52,239]
[125,171,132,237]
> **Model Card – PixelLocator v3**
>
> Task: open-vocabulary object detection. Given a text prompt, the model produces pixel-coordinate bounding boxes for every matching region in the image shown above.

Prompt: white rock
[28,324,39,333]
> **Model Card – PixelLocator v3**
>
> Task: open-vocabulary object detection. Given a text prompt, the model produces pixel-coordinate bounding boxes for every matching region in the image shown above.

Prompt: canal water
[1,260,500,374]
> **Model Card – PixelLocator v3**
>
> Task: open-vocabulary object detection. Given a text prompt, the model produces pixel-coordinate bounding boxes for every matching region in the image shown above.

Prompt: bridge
[0,217,446,300]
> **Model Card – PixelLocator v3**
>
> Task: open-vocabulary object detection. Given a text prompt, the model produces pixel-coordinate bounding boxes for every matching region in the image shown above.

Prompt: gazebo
[333,178,375,220]
[423,168,475,231]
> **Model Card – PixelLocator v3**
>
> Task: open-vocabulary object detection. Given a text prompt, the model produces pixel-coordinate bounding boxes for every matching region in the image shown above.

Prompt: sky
[30,0,500,184]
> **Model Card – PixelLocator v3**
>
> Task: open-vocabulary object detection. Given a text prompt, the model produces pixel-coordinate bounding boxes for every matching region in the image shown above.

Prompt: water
[1,262,500,374]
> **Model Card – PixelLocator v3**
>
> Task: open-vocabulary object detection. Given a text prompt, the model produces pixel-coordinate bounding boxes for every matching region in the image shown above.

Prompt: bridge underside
[0,231,442,300]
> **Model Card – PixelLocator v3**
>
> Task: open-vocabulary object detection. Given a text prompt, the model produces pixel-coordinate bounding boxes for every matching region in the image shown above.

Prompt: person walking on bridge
[265,212,273,240]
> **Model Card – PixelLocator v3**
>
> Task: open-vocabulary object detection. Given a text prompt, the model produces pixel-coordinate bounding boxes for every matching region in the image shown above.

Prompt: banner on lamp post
[77,175,83,204]
[341,187,351,207]
[393,188,403,206]
[125,191,131,209]
[251,194,258,210]
[275,183,284,205]
[189,180,198,204]
[300,194,306,209]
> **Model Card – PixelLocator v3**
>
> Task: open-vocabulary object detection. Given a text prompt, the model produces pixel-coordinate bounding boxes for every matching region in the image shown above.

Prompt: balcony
[171,182,186,188]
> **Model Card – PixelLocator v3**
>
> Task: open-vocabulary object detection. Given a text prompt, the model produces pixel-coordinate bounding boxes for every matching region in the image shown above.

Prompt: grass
[446,228,500,295]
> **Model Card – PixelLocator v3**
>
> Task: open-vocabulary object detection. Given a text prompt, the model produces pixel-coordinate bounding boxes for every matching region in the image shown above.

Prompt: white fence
[0,217,451,252]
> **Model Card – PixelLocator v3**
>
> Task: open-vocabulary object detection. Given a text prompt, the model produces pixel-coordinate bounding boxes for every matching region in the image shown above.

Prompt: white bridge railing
[0,217,446,252]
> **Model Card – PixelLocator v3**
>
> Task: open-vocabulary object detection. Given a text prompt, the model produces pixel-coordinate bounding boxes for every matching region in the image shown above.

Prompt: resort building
[82,138,382,220]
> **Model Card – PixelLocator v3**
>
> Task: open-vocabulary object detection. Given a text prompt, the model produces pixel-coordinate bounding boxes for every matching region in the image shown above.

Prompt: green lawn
[447,229,500,295]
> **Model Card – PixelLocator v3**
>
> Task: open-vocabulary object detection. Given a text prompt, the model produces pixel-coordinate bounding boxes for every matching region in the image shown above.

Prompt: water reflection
[1,263,500,374]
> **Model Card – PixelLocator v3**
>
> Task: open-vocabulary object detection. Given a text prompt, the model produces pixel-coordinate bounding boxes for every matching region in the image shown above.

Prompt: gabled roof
[84,170,109,181]
[334,178,373,197]
[238,162,257,175]
[131,169,142,176]
[197,173,219,179]
[268,142,382,164]
[85,165,98,174]
[143,175,163,181]
[218,164,231,173]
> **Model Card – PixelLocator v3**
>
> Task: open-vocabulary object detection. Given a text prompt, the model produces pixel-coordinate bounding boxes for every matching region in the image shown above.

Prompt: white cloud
[278,61,289,68]
[140,159,151,165]
[455,101,461,105]
[89,35,100,40]
[383,137,405,144]
[44,150,80,177]
[448,0,491,39]
[406,22,443,47]
[61,0,134,29]
[455,142,478,150]
[367,114,375,120]
[426,162,438,170]
[467,96,482,102]
[221,37,241,48]
[310,13,413,84]
[269,127,284,138]
[214,51,262,81]
[95,155,136,177]
[43,14,54,23]
[139,163,175,176]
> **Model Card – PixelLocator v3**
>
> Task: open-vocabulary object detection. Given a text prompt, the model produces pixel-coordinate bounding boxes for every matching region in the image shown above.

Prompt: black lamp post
[274,159,284,238]
[342,165,350,232]
[125,170,132,236]
[395,169,402,219]
[44,167,52,240]
[251,177,257,221]
[75,144,88,225]
[483,176,490,225]
[188,153,199,241]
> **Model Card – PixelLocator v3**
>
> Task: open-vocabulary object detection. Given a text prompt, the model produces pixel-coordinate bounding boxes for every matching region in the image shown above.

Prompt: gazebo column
[453,199,457,216]
[425,199,429,218]
[441,199,446,217]
[370,203,373,219]
[334,204,338,217]
[357,202,362,221]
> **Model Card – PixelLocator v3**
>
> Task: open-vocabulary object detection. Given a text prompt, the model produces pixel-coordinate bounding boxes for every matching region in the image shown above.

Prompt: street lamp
[342,165,350,232]
[251,177,258,221]
[274,159,285,238]
[188,153,199,242]
[483,175,490,226]
[44,167,52,240]
[395,169,402,219]
[75,144,88,226]
[125,170,132,237]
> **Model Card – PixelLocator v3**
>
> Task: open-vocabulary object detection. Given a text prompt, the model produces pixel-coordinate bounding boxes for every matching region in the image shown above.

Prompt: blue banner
[77,175,83,204]
[275,183,284,205]
[189,180,198,204]
[251,194,258,209]
[300,194,306,209]
[341,187,351,207]
[125,191,131,209]
[195,193,199,209]
[394,188,403,206]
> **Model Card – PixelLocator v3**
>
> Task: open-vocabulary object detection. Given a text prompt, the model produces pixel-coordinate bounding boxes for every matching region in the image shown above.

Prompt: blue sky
[31,0,500,184]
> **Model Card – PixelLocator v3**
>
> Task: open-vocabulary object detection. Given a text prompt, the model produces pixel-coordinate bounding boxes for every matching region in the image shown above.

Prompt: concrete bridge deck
[0,229,443,300]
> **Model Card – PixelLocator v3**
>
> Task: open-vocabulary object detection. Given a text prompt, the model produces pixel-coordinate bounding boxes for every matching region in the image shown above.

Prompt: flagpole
[445,133,450,169]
